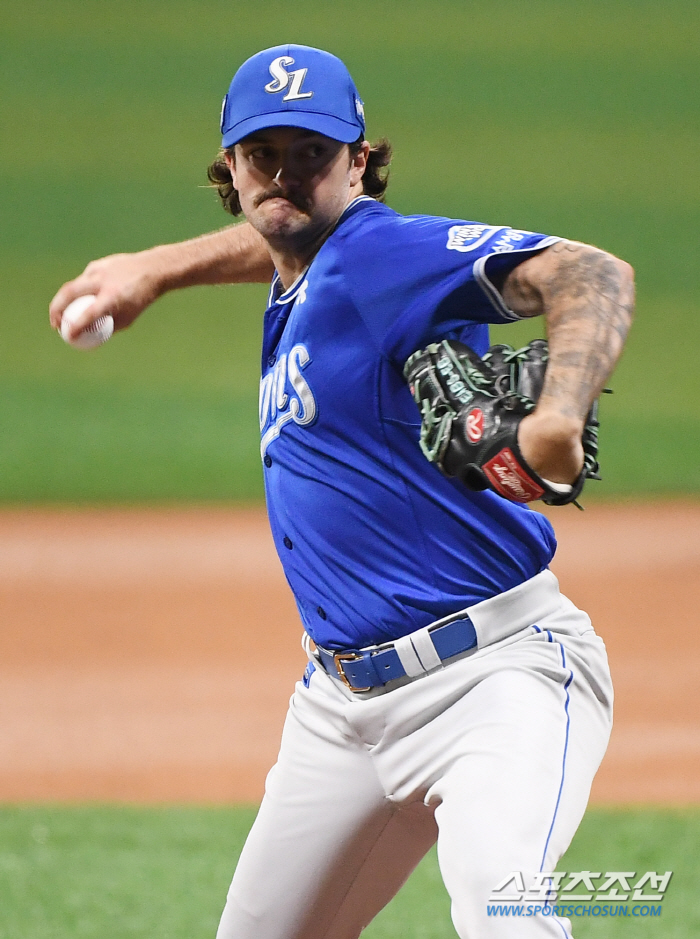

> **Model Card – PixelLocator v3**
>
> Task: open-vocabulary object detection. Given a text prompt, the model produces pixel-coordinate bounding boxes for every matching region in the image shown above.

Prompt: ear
[349,140,371,187]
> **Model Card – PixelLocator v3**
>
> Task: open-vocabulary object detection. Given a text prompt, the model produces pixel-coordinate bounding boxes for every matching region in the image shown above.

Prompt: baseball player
[51,45,634,939]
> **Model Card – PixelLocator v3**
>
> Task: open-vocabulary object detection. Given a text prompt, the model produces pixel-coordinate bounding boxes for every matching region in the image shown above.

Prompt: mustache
[254,186,310,213]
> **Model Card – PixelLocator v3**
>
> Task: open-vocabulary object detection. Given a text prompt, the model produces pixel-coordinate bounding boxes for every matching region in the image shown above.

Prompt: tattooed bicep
[499,241,633,321]
[497,248,553,318]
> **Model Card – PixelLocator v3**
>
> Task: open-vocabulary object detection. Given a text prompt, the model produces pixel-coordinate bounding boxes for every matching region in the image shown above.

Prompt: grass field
[0,805,698,938]
[1,0,699,502]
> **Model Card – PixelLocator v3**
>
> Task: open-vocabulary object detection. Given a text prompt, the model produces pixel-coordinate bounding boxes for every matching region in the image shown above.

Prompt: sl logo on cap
[265,56,314,102]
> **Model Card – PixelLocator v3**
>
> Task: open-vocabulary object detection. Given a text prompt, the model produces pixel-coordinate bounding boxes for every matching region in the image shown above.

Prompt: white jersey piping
[474,235,561,321]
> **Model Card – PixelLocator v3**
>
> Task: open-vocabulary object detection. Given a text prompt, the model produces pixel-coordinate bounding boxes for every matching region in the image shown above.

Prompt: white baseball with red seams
[59,294,114,350]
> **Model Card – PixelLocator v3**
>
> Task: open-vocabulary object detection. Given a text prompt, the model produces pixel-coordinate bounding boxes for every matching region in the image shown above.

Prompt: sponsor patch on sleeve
[488,229,536,254]
[446,224,501,253]
[446,225,538,255]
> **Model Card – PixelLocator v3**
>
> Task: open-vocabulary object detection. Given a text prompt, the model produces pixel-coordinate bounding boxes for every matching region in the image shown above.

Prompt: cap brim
[222,110,361,147]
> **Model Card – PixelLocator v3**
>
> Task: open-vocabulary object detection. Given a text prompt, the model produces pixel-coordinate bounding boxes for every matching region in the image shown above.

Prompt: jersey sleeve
[337,211,560,366]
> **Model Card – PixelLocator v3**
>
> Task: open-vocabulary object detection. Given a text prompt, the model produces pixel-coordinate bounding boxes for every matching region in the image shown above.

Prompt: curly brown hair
[206,137,392,216]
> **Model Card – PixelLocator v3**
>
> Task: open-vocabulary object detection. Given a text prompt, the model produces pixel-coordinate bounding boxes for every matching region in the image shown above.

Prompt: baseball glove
[403,338,602,507]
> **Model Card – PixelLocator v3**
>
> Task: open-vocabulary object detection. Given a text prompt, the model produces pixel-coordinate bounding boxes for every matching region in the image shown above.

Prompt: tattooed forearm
[500,240,635,422]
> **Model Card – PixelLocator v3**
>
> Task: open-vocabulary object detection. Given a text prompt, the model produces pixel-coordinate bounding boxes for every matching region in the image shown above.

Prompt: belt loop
[301,632,318,661]
[410,628,442,671]
[393,635,426,678]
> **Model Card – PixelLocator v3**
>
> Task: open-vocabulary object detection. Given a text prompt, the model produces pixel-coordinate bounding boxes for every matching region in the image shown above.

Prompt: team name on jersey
[259,344,317,457]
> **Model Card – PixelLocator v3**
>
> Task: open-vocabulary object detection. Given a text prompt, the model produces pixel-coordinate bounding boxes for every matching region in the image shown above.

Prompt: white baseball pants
[216,572,613,939]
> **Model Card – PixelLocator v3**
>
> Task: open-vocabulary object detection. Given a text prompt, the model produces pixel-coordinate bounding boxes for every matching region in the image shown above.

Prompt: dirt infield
[0,502,698,804]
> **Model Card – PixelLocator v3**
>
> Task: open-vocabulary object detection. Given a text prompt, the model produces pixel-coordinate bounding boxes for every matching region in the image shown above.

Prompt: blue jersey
[258,196,559,650]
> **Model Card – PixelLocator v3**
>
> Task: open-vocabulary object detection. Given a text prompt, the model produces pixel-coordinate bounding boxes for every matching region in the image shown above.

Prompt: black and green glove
[403,338,601,507]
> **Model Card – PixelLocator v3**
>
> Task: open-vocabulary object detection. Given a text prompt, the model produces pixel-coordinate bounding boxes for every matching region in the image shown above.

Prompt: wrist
[517,410,585,486]
[528,408,584,443]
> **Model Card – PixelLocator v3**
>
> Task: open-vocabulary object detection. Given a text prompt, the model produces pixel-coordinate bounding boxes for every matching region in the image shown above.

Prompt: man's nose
[273,158,302,189]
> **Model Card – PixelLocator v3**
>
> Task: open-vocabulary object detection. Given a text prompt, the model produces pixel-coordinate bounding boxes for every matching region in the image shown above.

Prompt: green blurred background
[1,0,698,503]
[1,805,698,939]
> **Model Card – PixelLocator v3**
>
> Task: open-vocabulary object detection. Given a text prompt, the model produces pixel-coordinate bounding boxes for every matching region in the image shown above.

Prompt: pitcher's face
[227,127,367,251]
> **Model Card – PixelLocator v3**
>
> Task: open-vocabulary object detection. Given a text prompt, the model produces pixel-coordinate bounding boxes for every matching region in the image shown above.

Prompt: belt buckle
[333,651,372,693]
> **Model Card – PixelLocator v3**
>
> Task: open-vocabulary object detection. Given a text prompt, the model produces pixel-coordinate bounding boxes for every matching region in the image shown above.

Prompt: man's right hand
[49,224,276,342]
[49,250,164,341]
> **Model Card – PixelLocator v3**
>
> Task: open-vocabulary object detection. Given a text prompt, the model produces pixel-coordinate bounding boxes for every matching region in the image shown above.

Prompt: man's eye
[298,144,324,160]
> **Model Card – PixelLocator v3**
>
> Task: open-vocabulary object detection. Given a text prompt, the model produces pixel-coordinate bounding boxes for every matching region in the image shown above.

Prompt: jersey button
[283,536,293,549]
[317,606,327,620]
[264,455,272,468]
[268,353,277,366]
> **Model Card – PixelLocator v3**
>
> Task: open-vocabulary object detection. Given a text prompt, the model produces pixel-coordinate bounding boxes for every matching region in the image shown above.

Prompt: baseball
[59,295,114,350]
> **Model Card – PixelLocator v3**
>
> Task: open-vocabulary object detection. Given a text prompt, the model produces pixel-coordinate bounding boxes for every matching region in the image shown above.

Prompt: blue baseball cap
[220,44,365,148]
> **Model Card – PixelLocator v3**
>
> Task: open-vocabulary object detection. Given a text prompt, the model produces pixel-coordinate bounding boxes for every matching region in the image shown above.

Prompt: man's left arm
[497,240,635,485]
